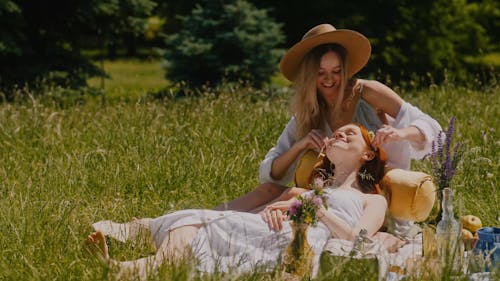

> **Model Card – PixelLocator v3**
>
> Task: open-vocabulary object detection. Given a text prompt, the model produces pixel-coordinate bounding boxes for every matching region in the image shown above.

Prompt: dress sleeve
[258,117,298,185]
[392,102,442,159]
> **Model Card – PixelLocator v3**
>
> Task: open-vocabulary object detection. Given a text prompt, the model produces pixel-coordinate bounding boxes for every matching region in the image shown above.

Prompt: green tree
[378,0,491,83]
[0,1,22,57]
[0,0,155,96]
[252,0,496,85]
[163,0,284,87]
[88,0,156,58]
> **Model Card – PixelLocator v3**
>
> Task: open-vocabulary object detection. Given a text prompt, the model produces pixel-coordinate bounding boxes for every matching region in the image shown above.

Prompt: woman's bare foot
[84,231,110,263]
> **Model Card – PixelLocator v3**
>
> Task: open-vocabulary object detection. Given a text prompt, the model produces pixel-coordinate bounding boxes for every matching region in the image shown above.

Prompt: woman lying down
[85,123,393,280]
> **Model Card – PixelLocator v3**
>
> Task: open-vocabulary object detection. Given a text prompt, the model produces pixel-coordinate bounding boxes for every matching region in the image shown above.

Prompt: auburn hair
[311,124,387,194]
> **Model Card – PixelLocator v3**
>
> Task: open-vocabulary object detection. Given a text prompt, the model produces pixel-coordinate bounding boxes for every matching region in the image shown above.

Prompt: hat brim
[280,29,371,81]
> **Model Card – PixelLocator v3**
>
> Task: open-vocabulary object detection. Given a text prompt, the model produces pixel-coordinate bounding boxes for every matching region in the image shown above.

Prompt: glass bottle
[436,188,462,271]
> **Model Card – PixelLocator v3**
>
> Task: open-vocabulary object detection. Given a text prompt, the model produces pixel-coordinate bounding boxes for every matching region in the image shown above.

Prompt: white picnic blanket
[93,219,423,280]
[321,233,422,281]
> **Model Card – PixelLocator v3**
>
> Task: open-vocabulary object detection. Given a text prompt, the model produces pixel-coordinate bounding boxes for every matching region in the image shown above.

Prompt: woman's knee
[170,225,200,240]
[160,225,201,257]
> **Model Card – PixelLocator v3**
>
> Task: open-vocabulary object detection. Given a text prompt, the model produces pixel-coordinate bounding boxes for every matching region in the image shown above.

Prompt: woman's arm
[250,187,308,213]
[259,117,328,183]
[270,129,327,180]
[317,194,387,241]
[213,183,288,212]
[356,79,403,118]
[258,118,298,185]
[357,79,429,146]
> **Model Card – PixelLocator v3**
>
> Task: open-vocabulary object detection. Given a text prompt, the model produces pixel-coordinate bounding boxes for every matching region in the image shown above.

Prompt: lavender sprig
[429,116,463,192]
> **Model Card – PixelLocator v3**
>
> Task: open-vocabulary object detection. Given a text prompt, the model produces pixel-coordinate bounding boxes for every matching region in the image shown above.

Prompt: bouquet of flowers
[283,188,329,277]
[287,188,329,226]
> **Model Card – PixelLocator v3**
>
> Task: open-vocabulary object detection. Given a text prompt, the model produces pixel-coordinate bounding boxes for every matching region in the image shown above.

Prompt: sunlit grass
[87,59,169,101]
[465,52,500,67]
[1,64,499,280]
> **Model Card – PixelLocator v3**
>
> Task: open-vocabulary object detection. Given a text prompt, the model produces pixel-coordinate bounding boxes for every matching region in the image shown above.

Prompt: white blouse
[258,100,442,186]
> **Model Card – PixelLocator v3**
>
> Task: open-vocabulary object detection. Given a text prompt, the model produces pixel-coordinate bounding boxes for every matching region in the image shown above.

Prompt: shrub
[0,0,155,98]
[163,0,284,88]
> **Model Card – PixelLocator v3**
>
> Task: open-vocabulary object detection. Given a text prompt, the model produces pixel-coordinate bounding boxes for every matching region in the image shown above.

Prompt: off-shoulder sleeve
[392,102,442,159]
[258,117,298,185]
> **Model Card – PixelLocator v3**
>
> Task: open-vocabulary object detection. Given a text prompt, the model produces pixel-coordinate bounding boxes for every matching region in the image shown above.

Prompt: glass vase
[422,224,437,257]
[436,188,463,272]
[282,222,314,278]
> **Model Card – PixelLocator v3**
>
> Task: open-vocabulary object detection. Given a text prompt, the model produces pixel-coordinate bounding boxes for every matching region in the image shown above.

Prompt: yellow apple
[462,228,478,251]
[462,228,473,239]
[461,215,482,233]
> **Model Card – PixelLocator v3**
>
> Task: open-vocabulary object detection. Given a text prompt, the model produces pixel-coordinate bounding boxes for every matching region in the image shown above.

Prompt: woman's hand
[295,129,328,152]
[259,199,294,231]
[260,208,286,231]
[372,232,407,253]
[372,125,406,147]
[270,129,328,180]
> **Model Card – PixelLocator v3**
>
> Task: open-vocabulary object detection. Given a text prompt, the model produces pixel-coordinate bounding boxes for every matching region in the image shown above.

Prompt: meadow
[0,60,498,280]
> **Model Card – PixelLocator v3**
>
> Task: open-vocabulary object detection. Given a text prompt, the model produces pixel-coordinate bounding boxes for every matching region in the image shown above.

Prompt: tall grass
[0,79,498,280]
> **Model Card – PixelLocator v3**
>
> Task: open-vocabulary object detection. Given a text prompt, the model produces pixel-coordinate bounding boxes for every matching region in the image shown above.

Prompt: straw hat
[280,24,371,81]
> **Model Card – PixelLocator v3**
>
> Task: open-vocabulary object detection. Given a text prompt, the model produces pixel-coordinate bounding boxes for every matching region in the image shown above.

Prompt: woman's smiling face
[325,124,368,162]
[316,51,342,103]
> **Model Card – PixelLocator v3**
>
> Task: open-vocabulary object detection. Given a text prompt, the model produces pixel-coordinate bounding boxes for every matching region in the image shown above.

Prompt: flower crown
[367,131,375,142]
[367,131,378,151]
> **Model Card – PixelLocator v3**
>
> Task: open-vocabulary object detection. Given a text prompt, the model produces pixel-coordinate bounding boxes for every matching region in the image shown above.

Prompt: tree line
[0,0,498,96]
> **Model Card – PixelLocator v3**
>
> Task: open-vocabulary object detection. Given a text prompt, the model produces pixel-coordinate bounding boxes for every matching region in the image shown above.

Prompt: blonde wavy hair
[291,44,350,140]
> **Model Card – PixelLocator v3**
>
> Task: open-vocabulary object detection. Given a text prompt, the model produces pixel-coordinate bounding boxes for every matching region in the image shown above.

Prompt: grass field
[0,60,498,280]
[87,59,169,101]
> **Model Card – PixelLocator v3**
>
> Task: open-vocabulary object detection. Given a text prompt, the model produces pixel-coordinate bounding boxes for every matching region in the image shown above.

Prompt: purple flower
[437,129,444,161]
[431,139,440,177]
[288,200,302,216]
[313,177,324,188]
[292,200,302,208]
[445,116,455,156]
[313,196,323,207]
[429,116,463,191]
[301,192,312,200]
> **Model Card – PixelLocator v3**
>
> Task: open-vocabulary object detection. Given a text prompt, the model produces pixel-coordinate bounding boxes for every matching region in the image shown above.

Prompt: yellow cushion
[381,169,436,222]
[293,150,436,222]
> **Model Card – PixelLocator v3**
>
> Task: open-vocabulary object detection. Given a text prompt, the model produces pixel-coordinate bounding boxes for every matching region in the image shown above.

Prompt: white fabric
[93,188,364,277]
[322,238,389,281]
[258,101,442,185]
[322,233,423,281]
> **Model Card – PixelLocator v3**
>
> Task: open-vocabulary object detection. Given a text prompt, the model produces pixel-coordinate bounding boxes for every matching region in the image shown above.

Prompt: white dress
[93,188,364,276]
